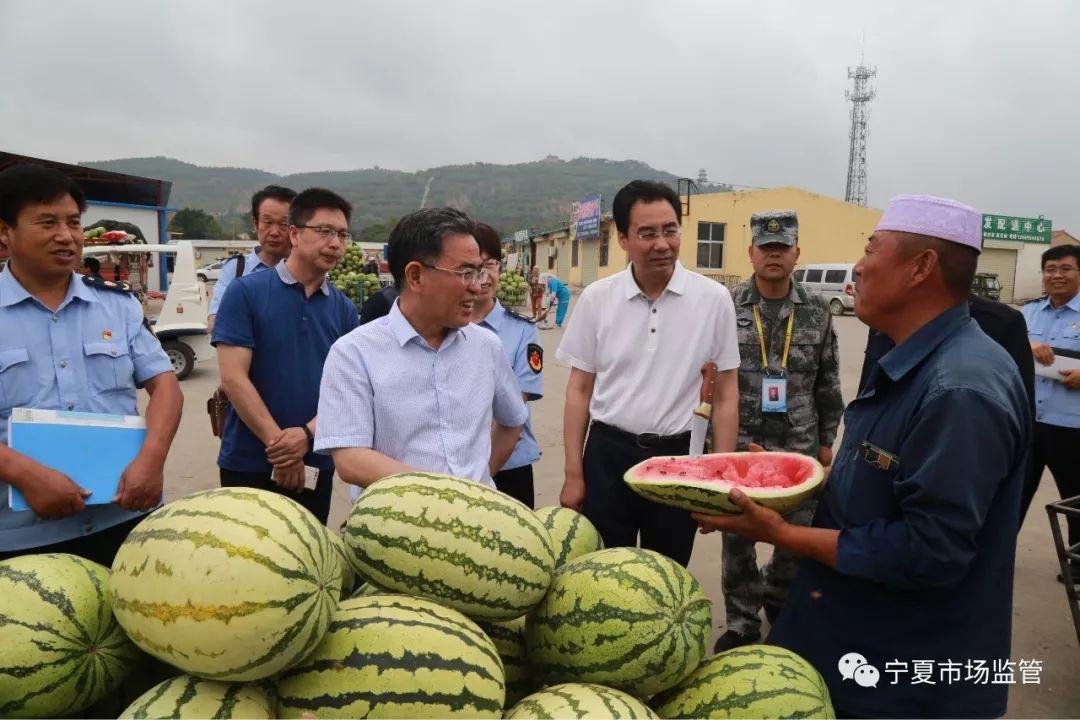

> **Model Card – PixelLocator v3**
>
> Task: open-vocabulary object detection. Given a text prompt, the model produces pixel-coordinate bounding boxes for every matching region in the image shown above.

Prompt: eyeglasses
[295,225,353,243]
[421,263,489,285]
[1042,265,1078,276]
[635,226,681,242]
[481,259,500,269]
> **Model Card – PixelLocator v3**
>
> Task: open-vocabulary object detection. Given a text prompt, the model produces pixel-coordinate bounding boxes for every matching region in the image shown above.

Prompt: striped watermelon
[651,645,834,719]
[534,506,603,568]
[341,582,533,707]
[119,674,274,719]
[526,547,711,697]
[507,683,658,719]
[475,616,534,709]
[326,530,357,598]
[345,473,555,620]
[0,553,141,718]
[110,487,341,681]
[276,594,505,718]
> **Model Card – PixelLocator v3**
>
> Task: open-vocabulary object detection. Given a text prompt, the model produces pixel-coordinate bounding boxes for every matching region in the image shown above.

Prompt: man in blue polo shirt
[213,187,359,524]
[694,195,1029,718]
[207,185,296,332]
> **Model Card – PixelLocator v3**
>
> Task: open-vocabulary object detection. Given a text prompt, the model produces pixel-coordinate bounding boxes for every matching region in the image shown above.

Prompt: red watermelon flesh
[624,451,825,515]
[637,454,813,488]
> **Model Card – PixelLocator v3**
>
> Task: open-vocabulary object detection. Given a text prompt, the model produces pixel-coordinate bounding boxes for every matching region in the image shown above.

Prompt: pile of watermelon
[497,269,530,308]
[83,227,137,245]
[329,244,383,310]
[0,474,834,719]
[83,219,148,246]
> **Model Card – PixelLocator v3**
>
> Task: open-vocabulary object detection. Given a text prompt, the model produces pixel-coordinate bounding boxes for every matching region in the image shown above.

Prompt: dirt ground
[158,296,1078,717]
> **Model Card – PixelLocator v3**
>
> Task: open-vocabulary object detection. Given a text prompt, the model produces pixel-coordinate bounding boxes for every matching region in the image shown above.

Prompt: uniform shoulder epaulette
[82,275,133,293]
[505,308,535,323]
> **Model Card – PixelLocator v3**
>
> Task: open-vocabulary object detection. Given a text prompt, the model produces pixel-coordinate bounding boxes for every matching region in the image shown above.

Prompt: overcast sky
[2,0,1077,231]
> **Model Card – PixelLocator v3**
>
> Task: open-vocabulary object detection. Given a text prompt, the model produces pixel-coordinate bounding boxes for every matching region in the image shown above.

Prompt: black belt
[590,421,691,451]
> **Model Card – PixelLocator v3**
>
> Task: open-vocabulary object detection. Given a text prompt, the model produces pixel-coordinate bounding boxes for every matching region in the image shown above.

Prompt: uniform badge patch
[527,343,543,373]
[82,275,132,293]
[767,218,781,233]
[737,317,752,327]
[859,441,899,471]
[102,329,112,340]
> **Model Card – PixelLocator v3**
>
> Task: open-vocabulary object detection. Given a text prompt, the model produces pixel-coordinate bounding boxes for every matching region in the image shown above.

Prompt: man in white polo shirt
[556,180,740,566]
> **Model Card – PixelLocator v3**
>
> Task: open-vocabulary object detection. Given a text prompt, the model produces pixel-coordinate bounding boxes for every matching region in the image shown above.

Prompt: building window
[572,239,579,267]
[599,233,609,267]
[697,222,725,269]
[548,250,556,270]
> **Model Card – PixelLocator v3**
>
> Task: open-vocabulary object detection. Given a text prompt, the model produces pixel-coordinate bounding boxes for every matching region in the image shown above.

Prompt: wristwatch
[301,425,314,453]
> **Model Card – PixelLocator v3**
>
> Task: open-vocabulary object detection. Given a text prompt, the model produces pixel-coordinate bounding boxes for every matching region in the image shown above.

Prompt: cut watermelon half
[623,451,825,515]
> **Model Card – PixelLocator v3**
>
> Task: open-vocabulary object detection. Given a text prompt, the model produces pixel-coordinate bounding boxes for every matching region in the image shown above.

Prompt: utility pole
[844,60,876,207]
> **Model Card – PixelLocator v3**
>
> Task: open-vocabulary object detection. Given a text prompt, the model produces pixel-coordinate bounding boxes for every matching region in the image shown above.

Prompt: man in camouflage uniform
[715,210,844,652]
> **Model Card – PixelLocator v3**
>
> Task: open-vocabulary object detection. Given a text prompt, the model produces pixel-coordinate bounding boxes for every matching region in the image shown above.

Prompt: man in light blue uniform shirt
[1020,244,1080,580]
[471,223,542,508]
[207,185,296,330]
[317,208,526,492]
[0,165,183,564]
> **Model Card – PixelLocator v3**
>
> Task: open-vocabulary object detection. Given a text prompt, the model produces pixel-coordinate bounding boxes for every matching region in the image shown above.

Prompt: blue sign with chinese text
[572,194,602,241]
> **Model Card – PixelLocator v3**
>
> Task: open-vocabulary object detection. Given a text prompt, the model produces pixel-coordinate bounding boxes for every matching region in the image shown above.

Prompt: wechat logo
[839,652,880,688]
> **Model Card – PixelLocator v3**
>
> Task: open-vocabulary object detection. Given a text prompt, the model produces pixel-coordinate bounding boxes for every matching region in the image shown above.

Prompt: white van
[793,263,856,315]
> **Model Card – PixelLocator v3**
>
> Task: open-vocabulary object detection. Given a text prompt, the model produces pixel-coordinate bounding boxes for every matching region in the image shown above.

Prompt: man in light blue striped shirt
[316,208,527,490]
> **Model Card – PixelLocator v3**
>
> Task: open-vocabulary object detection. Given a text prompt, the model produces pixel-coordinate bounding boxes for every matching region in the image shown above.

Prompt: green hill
[82,155,729,235]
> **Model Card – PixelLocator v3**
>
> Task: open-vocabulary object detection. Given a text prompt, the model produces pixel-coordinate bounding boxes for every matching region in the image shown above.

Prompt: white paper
[1034,349,1080,381]
[303,466,319,491]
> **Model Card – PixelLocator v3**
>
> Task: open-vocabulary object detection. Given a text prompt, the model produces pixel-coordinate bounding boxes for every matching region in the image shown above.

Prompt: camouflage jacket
[732,277,844,452]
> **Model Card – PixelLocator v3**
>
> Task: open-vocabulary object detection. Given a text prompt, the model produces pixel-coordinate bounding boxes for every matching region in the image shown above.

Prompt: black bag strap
[235,252,246,278]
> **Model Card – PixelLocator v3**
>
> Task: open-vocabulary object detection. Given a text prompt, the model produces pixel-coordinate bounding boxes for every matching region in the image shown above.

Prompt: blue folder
[7,408,146,512]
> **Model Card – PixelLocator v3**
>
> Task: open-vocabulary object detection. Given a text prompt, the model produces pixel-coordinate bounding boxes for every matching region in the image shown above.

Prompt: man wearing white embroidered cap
[693,195,1030,718]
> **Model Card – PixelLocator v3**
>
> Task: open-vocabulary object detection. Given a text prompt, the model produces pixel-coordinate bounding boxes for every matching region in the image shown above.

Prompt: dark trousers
[581,423,697,567]
[494,464,535,509]
[220,466,334,525]
[0,515,143,566]
[1022,422,1080,555]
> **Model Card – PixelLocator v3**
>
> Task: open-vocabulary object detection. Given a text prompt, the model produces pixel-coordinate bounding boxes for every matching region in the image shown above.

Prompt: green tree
[219,212,254,240]
[359,216,398,245]
[168,208,225,239]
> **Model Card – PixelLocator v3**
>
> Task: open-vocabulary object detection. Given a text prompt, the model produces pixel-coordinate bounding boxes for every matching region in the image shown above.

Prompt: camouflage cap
[750,210,798,247]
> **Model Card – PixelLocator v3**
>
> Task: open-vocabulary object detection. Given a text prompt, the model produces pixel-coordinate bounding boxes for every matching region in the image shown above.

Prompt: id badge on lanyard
[761,376,788,412]
[753,305,793,413]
